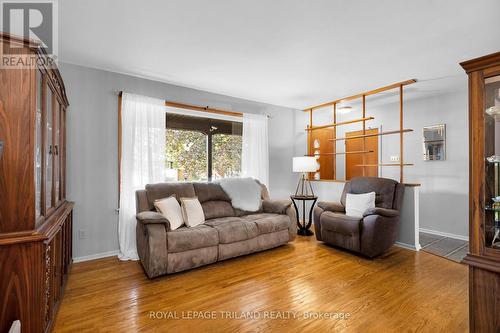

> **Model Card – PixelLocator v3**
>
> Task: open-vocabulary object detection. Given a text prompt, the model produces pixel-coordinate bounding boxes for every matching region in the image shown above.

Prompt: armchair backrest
[340,177,405,211]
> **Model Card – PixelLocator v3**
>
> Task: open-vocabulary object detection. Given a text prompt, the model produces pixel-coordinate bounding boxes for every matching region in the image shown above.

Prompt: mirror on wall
[423,124,446,161]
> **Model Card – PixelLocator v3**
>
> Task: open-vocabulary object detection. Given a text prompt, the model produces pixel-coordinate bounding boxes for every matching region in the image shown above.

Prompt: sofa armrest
[363,207,399,218]
[313,206,325,241]
[317,201,345,213]
[136,211,171,230]
[262,199,292,214]
[136,221,169,278]
[285,205,297,241]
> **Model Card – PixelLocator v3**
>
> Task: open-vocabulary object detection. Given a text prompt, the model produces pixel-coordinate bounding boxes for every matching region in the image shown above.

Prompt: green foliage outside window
[166,129,241,181]
[212,133,242,179]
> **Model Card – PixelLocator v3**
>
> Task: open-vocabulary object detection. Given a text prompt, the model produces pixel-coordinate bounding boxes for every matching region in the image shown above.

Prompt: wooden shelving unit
[306,117,374,131]
[356,163,414,167]
[303,79,416,183]
[328,129,413,142]
[307,150,373,156]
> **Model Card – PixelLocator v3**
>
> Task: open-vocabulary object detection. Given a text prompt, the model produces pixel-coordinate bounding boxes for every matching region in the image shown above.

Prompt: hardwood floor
[53,236,468,333]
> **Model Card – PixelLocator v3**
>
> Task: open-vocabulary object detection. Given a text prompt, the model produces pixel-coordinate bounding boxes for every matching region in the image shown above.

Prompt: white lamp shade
[293,156,318,172]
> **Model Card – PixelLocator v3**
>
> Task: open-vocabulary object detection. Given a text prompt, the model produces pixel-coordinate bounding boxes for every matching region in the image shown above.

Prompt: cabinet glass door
[46,86,53,211]
[54,101,60,204]
[35,71,43,219]
[484,74,500,251]
[59,107,65,201]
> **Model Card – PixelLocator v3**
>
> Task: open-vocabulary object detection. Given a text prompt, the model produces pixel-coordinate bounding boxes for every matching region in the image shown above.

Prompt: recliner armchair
[314,177,405,258]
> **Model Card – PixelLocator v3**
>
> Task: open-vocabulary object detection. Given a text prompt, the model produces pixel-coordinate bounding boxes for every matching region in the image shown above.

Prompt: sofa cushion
[154,195,184,230]
[167,225,218,253]
[205,217,259,244]
[193,182,238,219]
[242,213,289,234]
[201,201,235,220]
[345,192,375,218]
[146,183,196,207]
[180,197,205,227]
[320,211,361,236]
[193,182,231,202]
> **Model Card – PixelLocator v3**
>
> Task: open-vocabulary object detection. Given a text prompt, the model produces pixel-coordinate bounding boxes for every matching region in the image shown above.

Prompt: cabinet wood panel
[0,48,36,233]
[469,267,500,332]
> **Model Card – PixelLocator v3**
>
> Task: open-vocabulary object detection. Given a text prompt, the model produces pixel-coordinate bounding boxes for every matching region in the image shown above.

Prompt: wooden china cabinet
[461,52,500,333]
[0,33,73,332]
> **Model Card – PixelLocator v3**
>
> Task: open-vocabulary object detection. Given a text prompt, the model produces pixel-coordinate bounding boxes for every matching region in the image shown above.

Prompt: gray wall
[60,62,297,259]
[294,78,469,238]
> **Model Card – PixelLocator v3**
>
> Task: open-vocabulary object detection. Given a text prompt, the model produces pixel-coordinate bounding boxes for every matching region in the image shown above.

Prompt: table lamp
[293,156,318,197]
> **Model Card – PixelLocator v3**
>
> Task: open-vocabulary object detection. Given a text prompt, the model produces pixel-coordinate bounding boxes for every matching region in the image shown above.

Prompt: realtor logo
[1,0,58,64]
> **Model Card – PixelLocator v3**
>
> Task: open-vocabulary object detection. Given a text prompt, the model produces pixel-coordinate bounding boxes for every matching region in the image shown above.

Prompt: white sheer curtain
[119,93,166,260]
[241,113,269,186]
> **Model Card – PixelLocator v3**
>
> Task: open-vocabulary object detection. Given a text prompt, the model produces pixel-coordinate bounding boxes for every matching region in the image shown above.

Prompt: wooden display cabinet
[461,51,500,333]
[0,33,74,333]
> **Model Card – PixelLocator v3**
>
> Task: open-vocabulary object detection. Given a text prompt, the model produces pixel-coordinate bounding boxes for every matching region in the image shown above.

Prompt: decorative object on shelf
[293,156,318,197]
[314,150,320,159]
[290,195,318,236]
[313,139,320,148]
[492,196,500,248]
[314,172,320,180]
[423,124,446,161]
[486,155,500,163]
[487,155,500,248]
[485,105,500,121]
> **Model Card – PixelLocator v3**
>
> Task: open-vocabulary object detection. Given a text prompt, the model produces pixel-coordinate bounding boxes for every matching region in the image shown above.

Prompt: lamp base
[294,173,315,197]
[297,228,314,236]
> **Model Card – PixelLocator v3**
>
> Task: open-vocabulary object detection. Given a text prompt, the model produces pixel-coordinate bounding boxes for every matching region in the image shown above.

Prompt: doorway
[345,128,379,180]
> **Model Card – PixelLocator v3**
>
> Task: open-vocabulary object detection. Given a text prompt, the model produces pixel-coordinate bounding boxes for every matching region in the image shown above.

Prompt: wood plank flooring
[53,236,468,333]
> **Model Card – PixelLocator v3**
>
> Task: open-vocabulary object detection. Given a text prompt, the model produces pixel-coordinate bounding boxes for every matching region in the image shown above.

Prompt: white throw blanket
[218,178,262,212]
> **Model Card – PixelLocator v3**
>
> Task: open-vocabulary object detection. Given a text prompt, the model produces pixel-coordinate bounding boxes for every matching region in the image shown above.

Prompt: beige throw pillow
[154,195,184,230]
[180,197,205,227]
[345,192,376,218]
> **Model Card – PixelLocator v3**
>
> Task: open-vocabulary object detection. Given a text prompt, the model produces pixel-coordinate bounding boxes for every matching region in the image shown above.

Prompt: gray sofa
[135,181,297,278]
[314,177,404,258]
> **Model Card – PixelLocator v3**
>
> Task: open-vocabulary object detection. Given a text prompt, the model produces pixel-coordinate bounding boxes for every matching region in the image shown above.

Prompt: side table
[290,195,318,236]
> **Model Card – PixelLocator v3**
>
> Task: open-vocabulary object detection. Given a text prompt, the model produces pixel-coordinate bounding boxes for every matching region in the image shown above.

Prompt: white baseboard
[73,250,119,263]
[395,242,419,251]
[419,228,468,242]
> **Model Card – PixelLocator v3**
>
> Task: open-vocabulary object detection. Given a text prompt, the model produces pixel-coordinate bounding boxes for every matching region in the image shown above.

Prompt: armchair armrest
[136,211,171,230]
[317,201,345,213]
[363,207,399,218]
[262,199,292,214]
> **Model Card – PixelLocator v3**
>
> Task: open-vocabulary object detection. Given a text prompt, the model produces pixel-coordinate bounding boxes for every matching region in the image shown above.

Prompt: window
[166,111,242,181]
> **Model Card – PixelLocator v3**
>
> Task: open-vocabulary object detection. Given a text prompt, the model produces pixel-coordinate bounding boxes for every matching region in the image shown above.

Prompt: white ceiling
[59,0,500,109]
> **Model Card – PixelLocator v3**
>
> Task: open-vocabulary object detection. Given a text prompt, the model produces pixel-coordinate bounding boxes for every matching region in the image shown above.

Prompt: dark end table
[290,195,318,236]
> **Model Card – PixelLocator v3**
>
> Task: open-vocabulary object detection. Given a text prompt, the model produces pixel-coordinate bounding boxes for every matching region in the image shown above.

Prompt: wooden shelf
[355,163,414,167]
[303,79,417,111]
[307,150,374,156]
[306,117,374,131]
[329,129,413,142]
[424,139,445,143]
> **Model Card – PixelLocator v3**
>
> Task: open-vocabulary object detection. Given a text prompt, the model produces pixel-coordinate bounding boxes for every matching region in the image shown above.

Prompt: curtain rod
[115,90,272,119]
